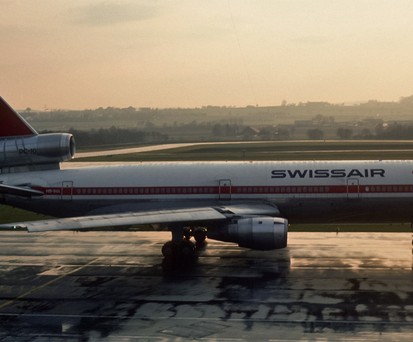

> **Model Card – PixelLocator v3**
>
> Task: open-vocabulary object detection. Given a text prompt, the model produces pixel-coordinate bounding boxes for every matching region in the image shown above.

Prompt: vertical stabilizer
[0,97,37,137]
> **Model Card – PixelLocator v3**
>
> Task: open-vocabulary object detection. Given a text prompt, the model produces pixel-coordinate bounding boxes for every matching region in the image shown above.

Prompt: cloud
[73,1,158,26]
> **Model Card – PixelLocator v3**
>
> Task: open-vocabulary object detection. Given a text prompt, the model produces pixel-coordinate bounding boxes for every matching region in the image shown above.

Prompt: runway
[74,141,275,159]
[0,231,413,341]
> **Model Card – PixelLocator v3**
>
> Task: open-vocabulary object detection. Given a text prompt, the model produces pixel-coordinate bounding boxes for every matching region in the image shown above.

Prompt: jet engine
[210,216,288,250]
[0,133,75,167]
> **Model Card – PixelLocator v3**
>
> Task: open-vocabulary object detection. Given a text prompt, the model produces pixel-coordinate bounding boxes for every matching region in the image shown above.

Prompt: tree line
[41,126,168,148]
[308,123,413,140]
[41,122,413,148]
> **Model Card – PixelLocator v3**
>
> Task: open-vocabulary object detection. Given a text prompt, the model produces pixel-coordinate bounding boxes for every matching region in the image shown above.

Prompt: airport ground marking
[0,257,99,311]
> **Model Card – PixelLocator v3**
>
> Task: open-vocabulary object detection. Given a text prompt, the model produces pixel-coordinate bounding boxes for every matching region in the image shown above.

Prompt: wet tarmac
[0,231,413,341]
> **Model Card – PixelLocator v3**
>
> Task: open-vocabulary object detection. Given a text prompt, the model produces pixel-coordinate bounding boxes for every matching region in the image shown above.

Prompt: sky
[1,0,413,110]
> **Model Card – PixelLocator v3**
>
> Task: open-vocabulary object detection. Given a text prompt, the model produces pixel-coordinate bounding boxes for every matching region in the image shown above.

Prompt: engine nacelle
[0,133,75,167]
[210,216,288,250]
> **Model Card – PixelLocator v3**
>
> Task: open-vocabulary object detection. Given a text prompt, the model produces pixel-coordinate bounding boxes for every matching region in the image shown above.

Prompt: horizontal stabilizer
[0,184,44,197]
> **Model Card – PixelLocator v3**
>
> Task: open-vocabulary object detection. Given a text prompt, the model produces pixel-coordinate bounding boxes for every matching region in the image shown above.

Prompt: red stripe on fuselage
[0,97,36,137]
[32,184,413,197]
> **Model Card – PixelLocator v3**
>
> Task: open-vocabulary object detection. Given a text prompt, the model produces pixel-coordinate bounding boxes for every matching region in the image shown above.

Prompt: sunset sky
[1,0,413,109]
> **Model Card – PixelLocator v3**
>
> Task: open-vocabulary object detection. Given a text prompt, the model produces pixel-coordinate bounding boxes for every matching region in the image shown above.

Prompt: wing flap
[0,207,227,232]
[216,203,280,216]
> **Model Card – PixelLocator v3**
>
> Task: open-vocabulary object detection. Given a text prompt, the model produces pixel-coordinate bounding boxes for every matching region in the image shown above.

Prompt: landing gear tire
[179,240,196,258]
[161,241,179,259]
[193,227,207,244]
[161,240,196,260]
[183,227,192,240]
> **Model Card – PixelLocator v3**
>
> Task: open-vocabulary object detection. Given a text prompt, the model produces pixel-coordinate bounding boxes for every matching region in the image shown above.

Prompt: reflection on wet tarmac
[0,232,412,340]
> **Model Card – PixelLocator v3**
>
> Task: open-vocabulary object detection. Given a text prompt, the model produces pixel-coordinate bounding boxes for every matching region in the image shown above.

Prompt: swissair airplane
[1,97,413,259]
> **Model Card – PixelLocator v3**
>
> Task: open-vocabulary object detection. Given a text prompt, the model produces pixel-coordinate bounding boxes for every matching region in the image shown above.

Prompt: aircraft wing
[0,203,280,232]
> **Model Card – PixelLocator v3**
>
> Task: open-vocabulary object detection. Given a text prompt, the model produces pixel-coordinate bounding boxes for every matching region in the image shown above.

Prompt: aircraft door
[347,178,359,199]
[61,181,73,201]
[219,179,231,200]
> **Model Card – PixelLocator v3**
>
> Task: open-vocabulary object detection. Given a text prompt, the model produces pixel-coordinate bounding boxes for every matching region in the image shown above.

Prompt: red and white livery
[1,97,413,258]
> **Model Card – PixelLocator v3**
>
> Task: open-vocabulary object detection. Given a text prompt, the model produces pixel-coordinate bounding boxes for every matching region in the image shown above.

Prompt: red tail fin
[0,97,37,137]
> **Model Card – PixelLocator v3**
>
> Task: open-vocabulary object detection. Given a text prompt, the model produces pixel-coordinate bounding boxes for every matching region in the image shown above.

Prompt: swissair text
[271,169,386,179]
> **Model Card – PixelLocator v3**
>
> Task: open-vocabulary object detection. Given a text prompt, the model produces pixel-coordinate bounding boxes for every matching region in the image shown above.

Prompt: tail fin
[0,97,75,171]
[0,97,37,137]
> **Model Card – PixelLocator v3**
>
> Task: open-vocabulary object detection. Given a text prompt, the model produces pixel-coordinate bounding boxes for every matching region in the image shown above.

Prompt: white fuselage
[3,160,413,223]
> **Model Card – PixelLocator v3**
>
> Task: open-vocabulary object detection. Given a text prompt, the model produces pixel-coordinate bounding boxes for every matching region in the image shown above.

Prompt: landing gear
[161,240,196,259]
[161,226,207,260]
[193,227,207,244]
[183,227,192,240]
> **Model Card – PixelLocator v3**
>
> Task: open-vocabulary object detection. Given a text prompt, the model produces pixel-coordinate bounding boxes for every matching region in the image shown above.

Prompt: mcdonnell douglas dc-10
[1,97,413,259]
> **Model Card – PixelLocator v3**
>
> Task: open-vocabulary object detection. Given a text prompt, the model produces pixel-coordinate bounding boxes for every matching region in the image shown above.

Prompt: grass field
[2,140,413,232]
[75,140,413,162]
